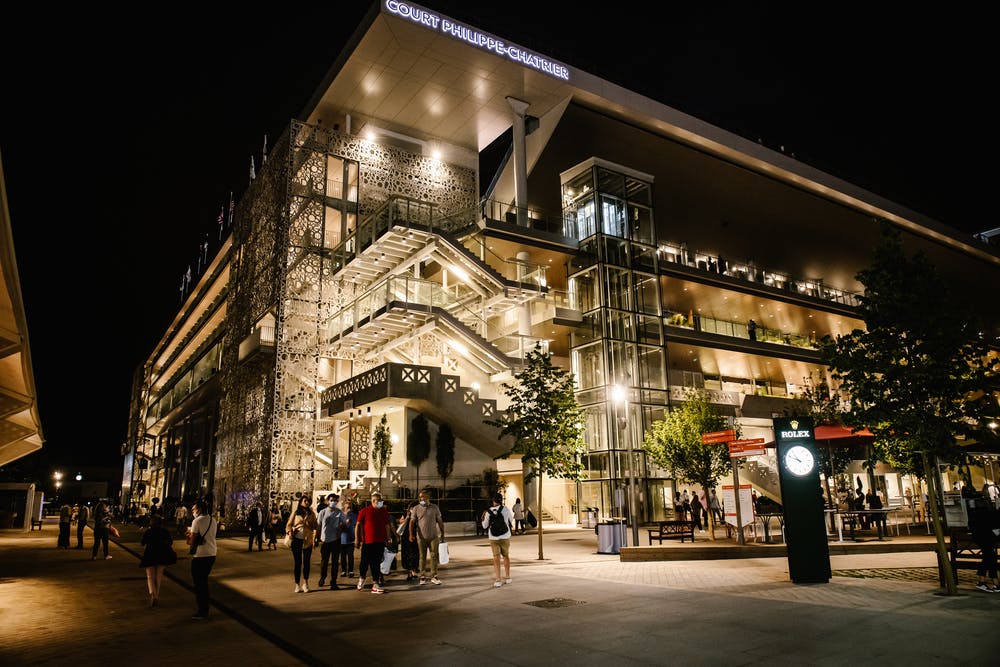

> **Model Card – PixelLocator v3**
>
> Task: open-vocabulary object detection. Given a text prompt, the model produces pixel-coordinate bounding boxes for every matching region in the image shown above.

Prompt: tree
[820,222,997,595]
[371,414,392,492]
[435,422,455,505]
[485,343,585,560]
[408,413,431,492]
[642,388,733,540]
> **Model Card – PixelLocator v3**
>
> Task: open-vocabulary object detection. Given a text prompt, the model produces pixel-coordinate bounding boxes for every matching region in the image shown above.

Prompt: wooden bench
[647,520,695,544]
[941,529,986,586]
[30,518,43,530]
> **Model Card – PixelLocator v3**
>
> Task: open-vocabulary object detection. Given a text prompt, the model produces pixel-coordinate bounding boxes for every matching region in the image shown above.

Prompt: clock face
[784,445,815,476]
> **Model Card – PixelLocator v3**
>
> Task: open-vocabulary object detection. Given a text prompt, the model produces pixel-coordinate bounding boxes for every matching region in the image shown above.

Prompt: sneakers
[295,583,302,593]
[493,580,502,588]
[301,582,309,593]
[340,571,348,577]
[371,585,385,594]
[976,582,999,592]
[430,577,442,585]
[357,579,364,591]
[505,578,512,585]
[104,555,113,560]
[419,577,427,585]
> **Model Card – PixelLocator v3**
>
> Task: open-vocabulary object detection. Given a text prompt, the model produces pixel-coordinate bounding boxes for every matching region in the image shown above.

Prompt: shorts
[489,538,510,558]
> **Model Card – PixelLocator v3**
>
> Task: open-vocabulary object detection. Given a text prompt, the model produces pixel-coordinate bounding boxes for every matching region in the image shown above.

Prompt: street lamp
[612,385,640,548]
[53,471,63,491]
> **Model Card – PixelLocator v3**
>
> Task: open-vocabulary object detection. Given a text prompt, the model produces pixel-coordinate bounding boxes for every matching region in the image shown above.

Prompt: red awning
[814,424,875,440]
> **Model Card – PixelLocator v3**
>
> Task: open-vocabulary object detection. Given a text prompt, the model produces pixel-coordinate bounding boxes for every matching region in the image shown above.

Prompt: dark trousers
[359,542,384,583]
[290,538,312,583]
[91,527,109,558]
[340,542,355,573]
[191,555,216,616]
[58,522,71,548]
[248,526,263,551]
[319,541,342,584]
[76,522,87,548]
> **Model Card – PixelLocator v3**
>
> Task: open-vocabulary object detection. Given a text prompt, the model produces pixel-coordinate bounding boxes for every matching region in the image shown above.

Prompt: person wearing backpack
[481,493,514,588]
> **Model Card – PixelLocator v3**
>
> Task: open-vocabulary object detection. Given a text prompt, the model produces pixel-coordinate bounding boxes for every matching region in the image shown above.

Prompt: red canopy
[814,424,875,440]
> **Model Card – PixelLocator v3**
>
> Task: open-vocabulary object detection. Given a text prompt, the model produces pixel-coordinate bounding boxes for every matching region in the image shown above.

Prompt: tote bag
[380,546,397,575]
[438,540,450,565]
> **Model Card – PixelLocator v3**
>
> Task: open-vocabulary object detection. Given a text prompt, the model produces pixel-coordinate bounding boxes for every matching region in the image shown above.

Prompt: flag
[250,156,256,180]
[262,134,268,164]
[217,205,225,240]
[228,191,234,226]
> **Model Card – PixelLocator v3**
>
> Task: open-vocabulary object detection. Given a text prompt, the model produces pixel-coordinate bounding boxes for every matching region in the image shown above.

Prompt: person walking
[512,498,525,535]
[709,489,724,524]
[968,499,1000,592]
[691,490,704,531]
[188,499,218,619]
[482,493,514,588]
[409,490,446,585]
[139,514,177,607]
[174,503,188,536]
[57,501,72,549]
[266,502,282,550]
[339,500,357,577]
[286,495,319,593]
[91,500,112,560]
[317,494,347,589]
[247,501,265,552]
[75,502,90,549]
[355,492,393,594]
[398,501,420,581]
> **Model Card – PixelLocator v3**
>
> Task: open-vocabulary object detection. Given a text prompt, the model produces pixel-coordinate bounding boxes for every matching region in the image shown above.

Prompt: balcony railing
[657,241,861,308]
[664,310,818,350]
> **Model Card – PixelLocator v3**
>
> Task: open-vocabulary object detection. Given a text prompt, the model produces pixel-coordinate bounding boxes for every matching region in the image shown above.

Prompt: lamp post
[612,385,641,548]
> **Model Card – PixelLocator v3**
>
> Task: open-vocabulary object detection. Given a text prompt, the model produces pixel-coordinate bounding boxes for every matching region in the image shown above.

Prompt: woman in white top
[512,498,525,535]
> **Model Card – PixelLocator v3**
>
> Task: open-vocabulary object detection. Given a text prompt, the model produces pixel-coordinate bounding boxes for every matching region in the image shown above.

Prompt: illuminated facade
[122,1,1000,528]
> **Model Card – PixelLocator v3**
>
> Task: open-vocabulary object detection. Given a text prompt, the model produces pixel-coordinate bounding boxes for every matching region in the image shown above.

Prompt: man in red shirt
[355,492,393,594]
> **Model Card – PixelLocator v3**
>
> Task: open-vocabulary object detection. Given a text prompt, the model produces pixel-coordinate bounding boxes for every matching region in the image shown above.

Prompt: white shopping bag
[438,540,450,565]
[380,547,397,575]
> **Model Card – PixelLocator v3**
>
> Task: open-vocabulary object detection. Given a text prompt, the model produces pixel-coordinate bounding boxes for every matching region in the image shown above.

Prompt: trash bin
[581,508,597,529]
[597,519,626,554]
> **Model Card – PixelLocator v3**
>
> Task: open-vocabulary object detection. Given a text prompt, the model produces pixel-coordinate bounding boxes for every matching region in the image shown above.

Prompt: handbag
[108,525,121,538]
[438,540,449,565]
[283,533,292,548]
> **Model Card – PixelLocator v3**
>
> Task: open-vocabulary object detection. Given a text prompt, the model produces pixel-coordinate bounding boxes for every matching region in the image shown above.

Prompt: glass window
[635,314,661,345]
[570,311,602,348]
[600,195,626,237]
[606,340,635,386]
[602,236,629,267]
[603,267,631,310]
[604,309,633,340]
[633,272,659,314]
[569,267,600,313]
[628,204,654,245]
[637,345,665,389]
[572,342,605,390]
[597,167,626,198]
[625,177,651,206]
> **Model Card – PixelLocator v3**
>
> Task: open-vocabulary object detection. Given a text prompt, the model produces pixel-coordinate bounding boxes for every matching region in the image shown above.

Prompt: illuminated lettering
[779,430,812,439]
[384,1,570,81]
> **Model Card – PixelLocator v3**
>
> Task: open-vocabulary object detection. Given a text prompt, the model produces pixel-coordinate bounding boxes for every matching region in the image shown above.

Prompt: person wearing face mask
[188,499,218,620]
[355,492,393,594]
[409,489,446,585]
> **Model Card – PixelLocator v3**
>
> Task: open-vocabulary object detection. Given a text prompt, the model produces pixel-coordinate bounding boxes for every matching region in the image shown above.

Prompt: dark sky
[0,2,993,476]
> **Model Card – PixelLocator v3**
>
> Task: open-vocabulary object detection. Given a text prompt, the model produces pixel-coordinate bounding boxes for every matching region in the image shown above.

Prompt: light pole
[53,471,63,493]
[612,385,641,548]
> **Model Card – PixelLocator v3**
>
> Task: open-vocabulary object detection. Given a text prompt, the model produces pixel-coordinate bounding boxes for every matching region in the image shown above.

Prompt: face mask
[375,501,384,508]
[419,500,426,506]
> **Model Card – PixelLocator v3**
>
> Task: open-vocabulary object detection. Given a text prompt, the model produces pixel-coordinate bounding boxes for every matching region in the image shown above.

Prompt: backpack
[488,507,509,537]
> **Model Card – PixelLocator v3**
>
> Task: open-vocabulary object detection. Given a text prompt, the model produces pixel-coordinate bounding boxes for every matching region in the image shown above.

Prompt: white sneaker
[295,583,302,593]
[430,577,442,585]
[357,579,364,591]
[505,578,512,585]
[302,582,309,593]
[493,580,502,588]
[105,555,113,560]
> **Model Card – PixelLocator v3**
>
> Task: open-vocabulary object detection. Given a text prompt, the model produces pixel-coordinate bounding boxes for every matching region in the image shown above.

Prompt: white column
[506,96,530,227]
[517,251,532,338]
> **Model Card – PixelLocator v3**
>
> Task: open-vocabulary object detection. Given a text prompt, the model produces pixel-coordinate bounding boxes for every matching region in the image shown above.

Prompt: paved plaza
[1,519,998,666]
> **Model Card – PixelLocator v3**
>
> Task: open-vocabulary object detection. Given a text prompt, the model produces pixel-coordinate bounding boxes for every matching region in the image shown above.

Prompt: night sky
[0,2,993,478]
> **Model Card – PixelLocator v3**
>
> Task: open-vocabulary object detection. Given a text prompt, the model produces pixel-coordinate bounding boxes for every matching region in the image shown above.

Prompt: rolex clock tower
[773,416,831,584]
